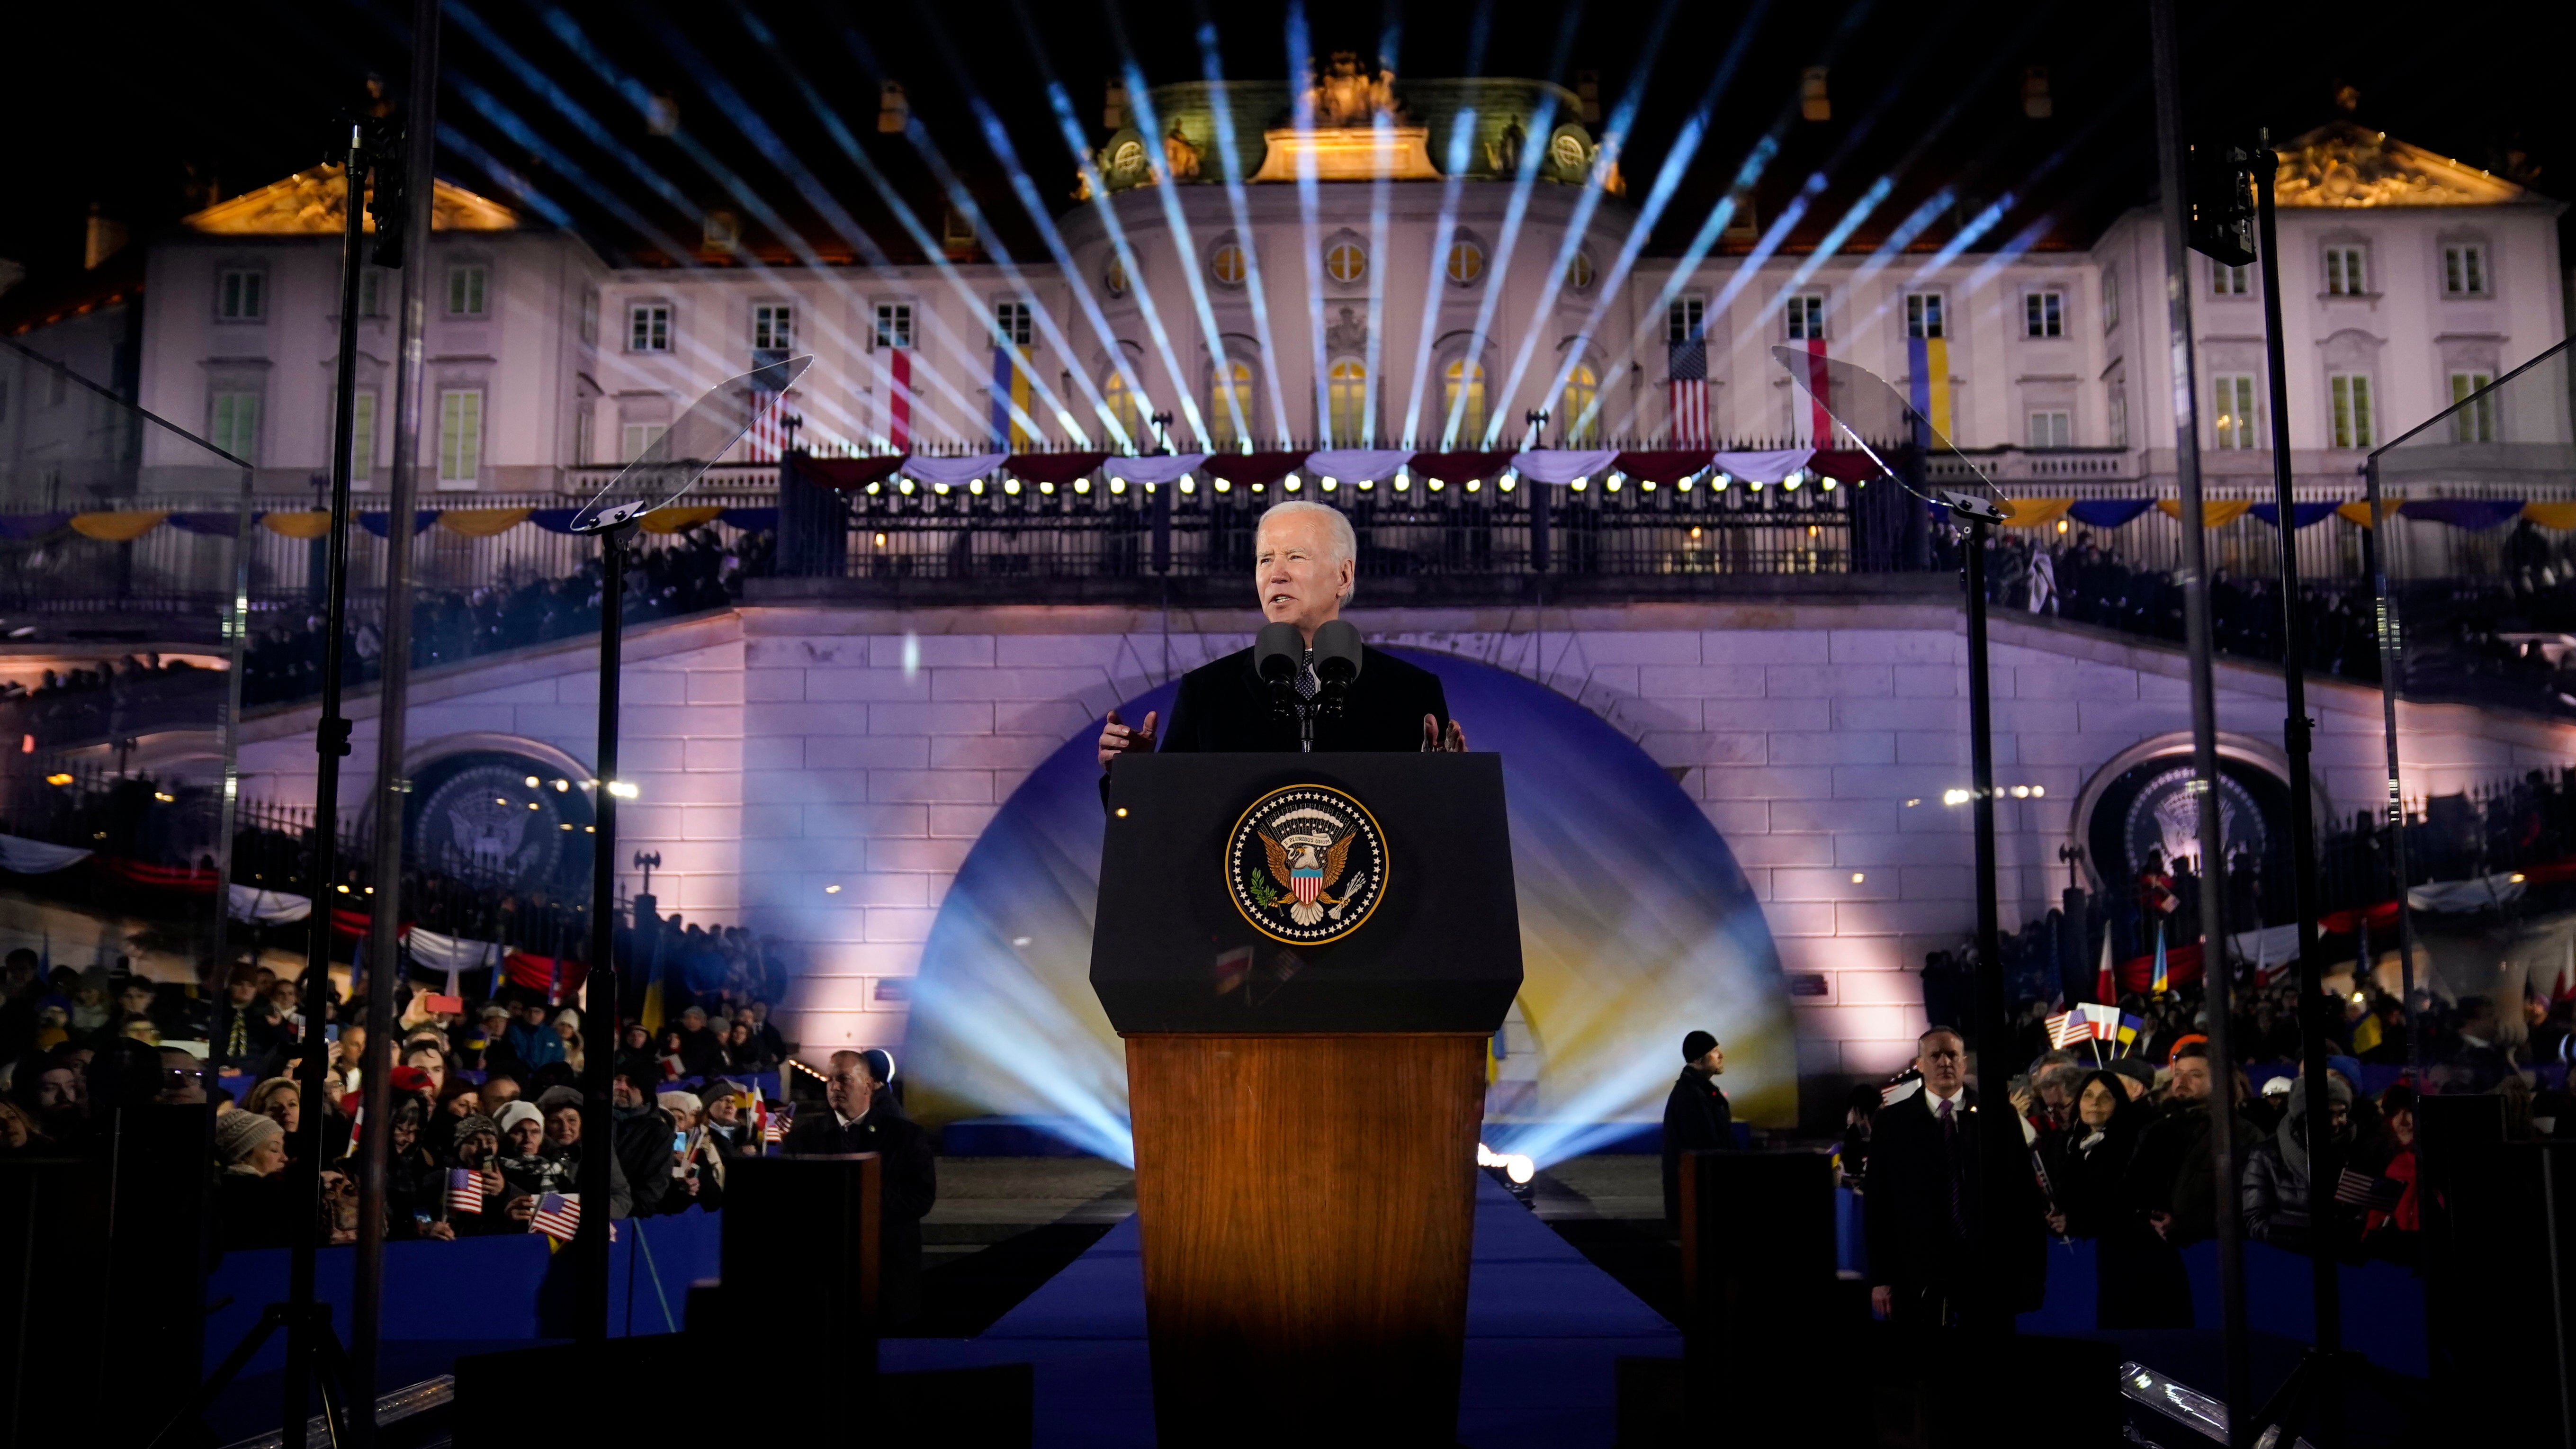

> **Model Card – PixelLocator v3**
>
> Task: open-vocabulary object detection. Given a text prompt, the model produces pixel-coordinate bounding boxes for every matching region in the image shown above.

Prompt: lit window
[1325,240,1366,284]
[2211,374,2258,450]
[628,304,671,352]
[2442,244,2488,297]
[1442,357,1487,441]
[216,269,265,321]
[873,303,913,350]
[1210,243,1247,286]
[2324,246,2367,297]
[209,391,260,461]
[1209,359,1252,445]
[753,303,794,351]
[2107,386,2128,450]
[1445,240,1485,286]
[2213,262,2252,297]
[2329,374,2374,449]
[1103,254,1128,299]
[2027,410,2071,448]
[2023,290,2063,338]
[1327,360,1368,446]
[1906,292,1944,339]
[447,265,488,317]
[437,389,484,484]
[994,301,1033,348]
[1559,365,1598,445]
[2450,372,2496,443]
[1566,250,1596,290]
[349,390,376,483]
[1785,294,1824,341]
[1103,371,1144,444]
[1667,297,1705,343]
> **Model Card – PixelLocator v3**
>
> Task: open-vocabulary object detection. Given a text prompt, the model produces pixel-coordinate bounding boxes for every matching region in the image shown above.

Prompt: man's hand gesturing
[1099,708,1158,768]
[1419,714,1469,752]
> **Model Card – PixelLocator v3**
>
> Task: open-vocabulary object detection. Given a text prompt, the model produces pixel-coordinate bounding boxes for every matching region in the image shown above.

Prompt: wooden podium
[1095,753,1522,1444]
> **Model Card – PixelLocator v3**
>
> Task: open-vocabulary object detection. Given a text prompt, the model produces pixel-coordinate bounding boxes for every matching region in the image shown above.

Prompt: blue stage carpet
[884,1174,1679,1447]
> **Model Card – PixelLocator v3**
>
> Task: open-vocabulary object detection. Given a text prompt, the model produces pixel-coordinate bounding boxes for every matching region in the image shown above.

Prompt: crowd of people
[242,526,772,706]
[0,654,229,753]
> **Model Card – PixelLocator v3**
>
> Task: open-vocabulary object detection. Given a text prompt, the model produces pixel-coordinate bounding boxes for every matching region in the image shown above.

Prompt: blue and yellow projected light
[905,650,1791,1166]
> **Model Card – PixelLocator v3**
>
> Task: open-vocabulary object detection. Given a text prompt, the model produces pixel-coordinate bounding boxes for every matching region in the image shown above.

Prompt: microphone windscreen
[1253,622,1304,683]
[1310,620,1364,684]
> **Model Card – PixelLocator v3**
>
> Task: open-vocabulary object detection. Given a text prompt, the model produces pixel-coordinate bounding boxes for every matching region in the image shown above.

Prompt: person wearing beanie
[446,1112,525,1233]
[1660,1029,1733,1231]
[2243,1074,2354,1252]
[493,1099,572,1202]
[213,1108,294,1250]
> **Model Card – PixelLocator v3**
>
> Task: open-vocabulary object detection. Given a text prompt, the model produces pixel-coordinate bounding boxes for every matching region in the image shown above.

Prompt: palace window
[2329,374,2375,448]
[1209,359,1252,446]
[209,391,260,461]
[2107,385,2129,450]
[446,265,488,318]
[1210,242,1247,287]
[579,288,599,343]
[349,390,376,483]
[994,301,1032,348]
[216,269,265,321]
[1668,297,1705,343]
[1102,254,1128,299]
[1442,357,1487,441]
[2211,374,2259,450]
[873,303,912,350]
[2449,372,2496,443]
[2101,268,2120,330]
[2024,290,2064,338]
[1327,360,1368,446]
[628,304,671,352]
[1785,294,1824,342]
[2325,246,2368,296]
[2027,410,2072,449]
[2212,262,2252,297]
[2442,244,2489,297]
[1559,365,1598,445]
[1565,249,1596,290]
[1325,240,1366,285]
[753,303,794,351]
[357,267,387,319]
[1445,239,1486,286]
[437,389,485,485]
[1905,292,1945,339]
[1103,371,1144,445]
[622,422,668,463]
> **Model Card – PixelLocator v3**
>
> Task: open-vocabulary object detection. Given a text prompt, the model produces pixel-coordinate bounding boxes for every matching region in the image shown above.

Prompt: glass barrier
[2365,340,2576,1087]
[0,333,248,1036]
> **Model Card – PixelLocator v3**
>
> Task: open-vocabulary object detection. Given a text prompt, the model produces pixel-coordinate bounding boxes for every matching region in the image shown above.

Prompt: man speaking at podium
[1097,499,1468,762]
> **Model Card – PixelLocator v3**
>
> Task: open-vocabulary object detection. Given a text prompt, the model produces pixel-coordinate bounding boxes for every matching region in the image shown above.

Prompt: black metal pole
[2255,130,2345,1363]
[2365,457,2423,1085]
[283,118,370,1449]
[1962,516,2017,1334]
[2148,1,2252,1436]
[574,528,629,1341]
[350,5,440,1434]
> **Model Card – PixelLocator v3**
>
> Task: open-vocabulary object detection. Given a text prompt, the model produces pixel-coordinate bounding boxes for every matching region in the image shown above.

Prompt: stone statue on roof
[1306,52,1400,128]
[1163,120,1202,182]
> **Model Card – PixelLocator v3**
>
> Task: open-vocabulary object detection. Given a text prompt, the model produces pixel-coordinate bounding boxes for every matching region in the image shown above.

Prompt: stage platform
[884,1171,1679,1446]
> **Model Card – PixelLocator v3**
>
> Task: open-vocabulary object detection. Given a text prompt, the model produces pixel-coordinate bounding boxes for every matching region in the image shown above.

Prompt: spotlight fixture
[825,884,842,894]
[606,780,639,799]
[525,775,541,788]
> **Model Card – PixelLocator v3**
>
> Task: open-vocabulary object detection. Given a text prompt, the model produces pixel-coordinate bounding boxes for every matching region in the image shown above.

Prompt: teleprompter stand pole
[573,522,631,1341]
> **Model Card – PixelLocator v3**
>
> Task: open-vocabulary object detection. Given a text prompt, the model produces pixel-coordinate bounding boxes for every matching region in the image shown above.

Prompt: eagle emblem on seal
[1225,784,1388,945]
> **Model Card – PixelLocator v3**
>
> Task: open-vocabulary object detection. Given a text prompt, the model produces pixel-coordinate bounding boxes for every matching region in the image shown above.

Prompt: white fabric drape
[1708,448,1815,485]
[1104,453,1210,486]
[228,885,313,924]
[1509,449,1621,485]
[1302,448,1416,483]
[899,452,1009,486]
[0,834,91,874]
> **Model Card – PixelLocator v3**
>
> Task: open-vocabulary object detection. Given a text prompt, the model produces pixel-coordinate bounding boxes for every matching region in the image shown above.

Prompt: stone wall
[228,600,2576,1085]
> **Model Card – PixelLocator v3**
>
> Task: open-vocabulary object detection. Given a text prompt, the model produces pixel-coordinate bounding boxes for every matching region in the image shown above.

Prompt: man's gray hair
[1257,499,1358,604]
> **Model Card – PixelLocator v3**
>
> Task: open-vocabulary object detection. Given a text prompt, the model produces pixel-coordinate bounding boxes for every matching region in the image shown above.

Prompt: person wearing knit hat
[215,1108,286,1175]
[657,1090,704,1130]
[493,1099,571,1201]
[1660,1030,1733,1230]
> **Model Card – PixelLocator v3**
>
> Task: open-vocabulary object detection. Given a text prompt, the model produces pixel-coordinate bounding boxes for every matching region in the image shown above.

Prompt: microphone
[1254,622,1303,722]
[1310,621,1363,720]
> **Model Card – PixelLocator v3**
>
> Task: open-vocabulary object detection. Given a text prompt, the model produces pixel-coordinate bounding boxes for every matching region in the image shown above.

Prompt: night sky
[2,0,2564,285]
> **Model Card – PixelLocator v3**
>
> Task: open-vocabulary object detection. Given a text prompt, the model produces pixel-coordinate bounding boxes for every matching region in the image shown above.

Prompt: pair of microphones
[1255,620,1362,723]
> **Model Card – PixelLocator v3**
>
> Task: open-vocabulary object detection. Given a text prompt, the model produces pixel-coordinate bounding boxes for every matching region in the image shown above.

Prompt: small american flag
[2046,1011,2091,1049]
[531,1192,581,1242]
[763,1107,790,1145]
[1667,335,1710,448]
[446,1168,489,1216]
[2334,1169,2405,1212]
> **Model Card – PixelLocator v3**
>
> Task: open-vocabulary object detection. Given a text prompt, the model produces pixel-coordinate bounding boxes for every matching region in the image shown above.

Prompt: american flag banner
[1666,333,1709,448]
[763,1105,791,1145]
[446,1168,490,1216]
[2334,1169,2405,1212]
[741,388,795,462]
[2045,1010,2090,1049]
[531,1192,582,1242]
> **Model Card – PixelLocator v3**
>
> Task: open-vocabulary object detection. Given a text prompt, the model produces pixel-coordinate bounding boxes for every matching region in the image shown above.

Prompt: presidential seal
[1224,783,1388,945]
